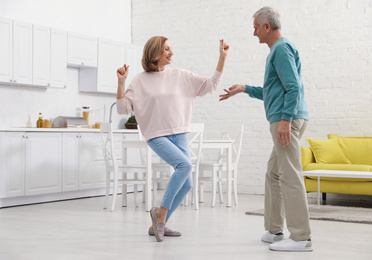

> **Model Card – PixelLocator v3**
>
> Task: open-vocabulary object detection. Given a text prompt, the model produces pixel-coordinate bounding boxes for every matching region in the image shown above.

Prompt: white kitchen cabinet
[50,29,67,88]
[0,17,13,83]
[97,39,126,93]
[78,133,95,189]
[67,32,98,67]
[79,38,126,94]
[62,133,80,191]
[13,20,33,85]
[1,132,62,198]
[125,44,144,89]
[0,130,138,207]
[33,26,67,88]
[62,133,95,191]
[79,41,142,94]
[25,133,62,196]
[0,132,25,198]
[33,24,51,86]
[0,18,67,88]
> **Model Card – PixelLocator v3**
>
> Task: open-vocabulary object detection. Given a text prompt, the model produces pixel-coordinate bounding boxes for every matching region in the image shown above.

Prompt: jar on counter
[82,106,90,125]
[44,119,52,128]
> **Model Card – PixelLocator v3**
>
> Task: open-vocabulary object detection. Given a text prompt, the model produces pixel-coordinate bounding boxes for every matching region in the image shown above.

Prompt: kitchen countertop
[0,127,138,133]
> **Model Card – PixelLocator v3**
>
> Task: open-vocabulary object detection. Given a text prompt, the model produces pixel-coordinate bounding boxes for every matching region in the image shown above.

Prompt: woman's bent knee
[177,160,193,173]
[183,178,193,191]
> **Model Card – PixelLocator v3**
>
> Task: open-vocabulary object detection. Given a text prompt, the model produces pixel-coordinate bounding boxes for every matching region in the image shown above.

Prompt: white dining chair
[151,123,204,210]
[100,122,151,212]
[198,124,244,207]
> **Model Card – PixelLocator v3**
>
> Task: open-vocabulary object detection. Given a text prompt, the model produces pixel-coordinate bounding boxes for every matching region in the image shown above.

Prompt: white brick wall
[132,0,372,194]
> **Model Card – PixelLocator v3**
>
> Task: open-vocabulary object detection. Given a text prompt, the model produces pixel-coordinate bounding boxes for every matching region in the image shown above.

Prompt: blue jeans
[147,133,193,223]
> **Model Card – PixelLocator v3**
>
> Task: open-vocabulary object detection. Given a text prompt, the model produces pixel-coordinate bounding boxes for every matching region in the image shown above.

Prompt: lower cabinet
[1,132,26,198]
[0,130,138,206]
[62,132,95,191]
[25,132,62,196]
[1,132,62,198]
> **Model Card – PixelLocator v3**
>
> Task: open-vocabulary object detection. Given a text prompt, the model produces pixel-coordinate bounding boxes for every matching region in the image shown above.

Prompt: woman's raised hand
[219,39,229,57]
[117,64,130,81]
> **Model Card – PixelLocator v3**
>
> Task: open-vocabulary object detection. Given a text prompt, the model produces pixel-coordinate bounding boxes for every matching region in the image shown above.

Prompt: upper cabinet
[0,18,13,83]
[50,29,67,88]
[33,26,67,88]
[125,44,143,89]
[97,39,126,93]
[79,40,142,94]
[67,32,98,67]
[0,17,138,92]
[13,21,33,85]
[79,38,125,94]
[0,18,68,88]
[33,24,51,86]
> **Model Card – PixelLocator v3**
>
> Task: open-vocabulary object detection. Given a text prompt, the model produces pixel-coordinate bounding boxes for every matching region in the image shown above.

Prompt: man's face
[253,17,267,44]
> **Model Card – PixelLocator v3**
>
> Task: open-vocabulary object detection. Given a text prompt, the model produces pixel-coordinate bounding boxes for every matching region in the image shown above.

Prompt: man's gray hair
[253,6,281,30]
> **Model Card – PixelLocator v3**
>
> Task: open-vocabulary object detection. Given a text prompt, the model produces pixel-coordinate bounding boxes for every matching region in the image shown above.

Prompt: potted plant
[125,115,138,129]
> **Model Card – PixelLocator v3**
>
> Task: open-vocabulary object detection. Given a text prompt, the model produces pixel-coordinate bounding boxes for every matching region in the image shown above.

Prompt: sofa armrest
[301,146,315,169]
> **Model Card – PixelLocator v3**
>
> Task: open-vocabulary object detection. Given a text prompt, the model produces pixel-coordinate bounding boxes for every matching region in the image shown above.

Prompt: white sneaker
[261,231,285,243]
[269,238,313,252]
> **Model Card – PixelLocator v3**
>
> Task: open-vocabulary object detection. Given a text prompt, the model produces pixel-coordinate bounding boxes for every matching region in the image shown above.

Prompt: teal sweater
[245,37,308,123]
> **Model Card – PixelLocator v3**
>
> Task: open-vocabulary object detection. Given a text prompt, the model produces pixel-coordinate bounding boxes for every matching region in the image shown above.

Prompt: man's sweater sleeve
[244,85,264,100]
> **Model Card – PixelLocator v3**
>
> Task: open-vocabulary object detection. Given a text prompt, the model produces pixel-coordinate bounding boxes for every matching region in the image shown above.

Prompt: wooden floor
[0,192,371,260]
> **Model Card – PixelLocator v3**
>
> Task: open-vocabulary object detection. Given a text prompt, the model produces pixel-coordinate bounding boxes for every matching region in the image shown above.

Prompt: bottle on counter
[26,115,32,128]
[37,113,45,128]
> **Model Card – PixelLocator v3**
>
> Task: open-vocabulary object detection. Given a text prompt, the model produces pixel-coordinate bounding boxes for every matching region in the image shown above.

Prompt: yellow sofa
[301,134,372,199]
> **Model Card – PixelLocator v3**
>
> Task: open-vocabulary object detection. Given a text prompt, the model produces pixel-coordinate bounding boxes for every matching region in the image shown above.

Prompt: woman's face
[157,40,173,69]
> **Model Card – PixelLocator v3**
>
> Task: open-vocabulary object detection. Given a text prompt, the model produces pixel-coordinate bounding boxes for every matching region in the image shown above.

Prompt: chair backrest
[188,123,204,171]
[100,123,118,170]
[136,125,148,164]
[233,124,244,166]
[217,124,244,166]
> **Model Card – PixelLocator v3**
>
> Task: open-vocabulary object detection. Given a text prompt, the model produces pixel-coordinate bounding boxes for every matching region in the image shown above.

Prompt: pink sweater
[117,67,222,140]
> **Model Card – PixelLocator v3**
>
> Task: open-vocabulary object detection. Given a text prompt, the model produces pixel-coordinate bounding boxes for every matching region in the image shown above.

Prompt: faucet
[109,102,116,123]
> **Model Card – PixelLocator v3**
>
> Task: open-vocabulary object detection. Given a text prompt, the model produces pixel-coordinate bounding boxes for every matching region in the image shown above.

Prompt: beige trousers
[264,119,311,241]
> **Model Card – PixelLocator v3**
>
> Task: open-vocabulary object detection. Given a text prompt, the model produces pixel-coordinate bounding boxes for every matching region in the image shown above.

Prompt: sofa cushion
[301,146,315,167]
[328,134,372,165]
[306,138,351,164]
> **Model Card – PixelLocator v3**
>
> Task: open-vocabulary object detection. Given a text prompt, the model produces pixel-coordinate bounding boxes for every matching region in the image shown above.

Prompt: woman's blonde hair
[141,36,168,72]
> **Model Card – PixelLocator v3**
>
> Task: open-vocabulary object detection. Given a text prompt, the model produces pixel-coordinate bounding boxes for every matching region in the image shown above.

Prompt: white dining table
[121,139,152,212]
[191,139,235,208]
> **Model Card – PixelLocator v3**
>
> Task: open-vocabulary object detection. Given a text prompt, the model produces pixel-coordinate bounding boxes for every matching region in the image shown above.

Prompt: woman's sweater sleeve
[116,86,134,115]
[189,70,222,97]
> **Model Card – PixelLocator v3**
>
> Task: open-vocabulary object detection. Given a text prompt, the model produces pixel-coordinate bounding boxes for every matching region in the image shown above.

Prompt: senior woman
[116,36,229,242]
